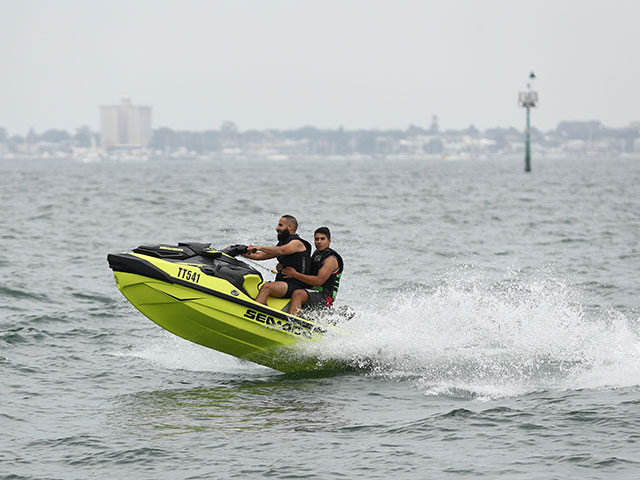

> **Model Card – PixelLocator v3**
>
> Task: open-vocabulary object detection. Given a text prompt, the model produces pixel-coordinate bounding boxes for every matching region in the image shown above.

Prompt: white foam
[303,271,640,398]
[114,331,273,374]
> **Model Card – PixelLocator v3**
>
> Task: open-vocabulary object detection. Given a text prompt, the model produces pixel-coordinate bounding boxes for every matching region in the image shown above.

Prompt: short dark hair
[281,214,298,231]
[314,226,331,240]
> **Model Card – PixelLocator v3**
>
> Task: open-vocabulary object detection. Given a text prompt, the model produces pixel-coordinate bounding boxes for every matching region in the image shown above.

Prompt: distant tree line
[147,121,640,154]
[150,124,419,155]
[1,121,639,154]
[0,126,95,149]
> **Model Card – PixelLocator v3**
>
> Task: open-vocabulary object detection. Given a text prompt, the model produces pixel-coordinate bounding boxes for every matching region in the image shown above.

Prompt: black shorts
[282,279,310,299]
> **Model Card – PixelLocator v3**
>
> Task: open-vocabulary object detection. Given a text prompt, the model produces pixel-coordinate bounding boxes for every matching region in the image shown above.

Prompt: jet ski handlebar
[221,244,258,257]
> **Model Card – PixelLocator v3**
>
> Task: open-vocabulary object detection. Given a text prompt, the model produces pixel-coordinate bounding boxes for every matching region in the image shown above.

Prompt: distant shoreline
[1,120,639,160]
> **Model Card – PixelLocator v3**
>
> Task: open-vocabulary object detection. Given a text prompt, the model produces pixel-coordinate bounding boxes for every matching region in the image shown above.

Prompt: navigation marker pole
[518,72,538,172]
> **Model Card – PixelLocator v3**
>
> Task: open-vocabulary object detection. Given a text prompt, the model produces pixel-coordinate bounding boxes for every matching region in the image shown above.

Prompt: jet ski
[107,242,348,372]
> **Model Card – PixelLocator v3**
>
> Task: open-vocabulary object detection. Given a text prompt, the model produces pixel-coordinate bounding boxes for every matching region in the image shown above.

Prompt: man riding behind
[282,226,343,316]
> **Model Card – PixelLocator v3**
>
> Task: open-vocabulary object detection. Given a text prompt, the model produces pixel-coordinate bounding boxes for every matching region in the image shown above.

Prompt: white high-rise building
[100,98,152,147]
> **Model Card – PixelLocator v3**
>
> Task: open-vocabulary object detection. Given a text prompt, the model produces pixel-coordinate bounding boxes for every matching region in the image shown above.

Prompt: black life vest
[275,234,312,282]
[310,248,344,306]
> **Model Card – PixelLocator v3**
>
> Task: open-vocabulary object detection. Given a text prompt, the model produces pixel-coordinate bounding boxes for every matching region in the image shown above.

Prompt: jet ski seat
[200,263,247,291]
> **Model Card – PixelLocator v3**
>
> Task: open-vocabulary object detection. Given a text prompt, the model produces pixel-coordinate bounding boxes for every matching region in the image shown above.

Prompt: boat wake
[112,333,272,374]
[302,272,640,398]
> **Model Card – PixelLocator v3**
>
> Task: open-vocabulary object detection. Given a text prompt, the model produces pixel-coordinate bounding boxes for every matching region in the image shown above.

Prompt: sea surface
[1,155,639,479]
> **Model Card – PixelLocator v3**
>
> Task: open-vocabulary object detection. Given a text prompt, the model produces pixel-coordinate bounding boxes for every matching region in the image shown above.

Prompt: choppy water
[1,156,639,479]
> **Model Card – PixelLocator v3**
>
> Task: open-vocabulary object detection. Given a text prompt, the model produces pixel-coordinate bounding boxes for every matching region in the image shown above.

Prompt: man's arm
[242,250,274,260]
[243,239,306,260]
[282,256,338,286]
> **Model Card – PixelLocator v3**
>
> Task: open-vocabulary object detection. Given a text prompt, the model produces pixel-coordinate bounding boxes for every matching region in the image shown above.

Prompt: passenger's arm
[283,256,338,286]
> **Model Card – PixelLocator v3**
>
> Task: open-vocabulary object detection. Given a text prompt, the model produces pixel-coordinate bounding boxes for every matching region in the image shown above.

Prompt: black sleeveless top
[310,248,344,305]
[275,234,312,282]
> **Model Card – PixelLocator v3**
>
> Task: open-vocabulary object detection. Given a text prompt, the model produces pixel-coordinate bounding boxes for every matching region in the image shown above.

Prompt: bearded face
[277,228,291,242]
[276,217,294,243]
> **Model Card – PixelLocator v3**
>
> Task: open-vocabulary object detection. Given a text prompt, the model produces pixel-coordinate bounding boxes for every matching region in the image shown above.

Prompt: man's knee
[291,289,309,304]
[260,281,288,298]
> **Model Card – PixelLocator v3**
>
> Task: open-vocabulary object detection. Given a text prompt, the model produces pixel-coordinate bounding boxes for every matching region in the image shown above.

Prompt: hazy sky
[2,0,639,134]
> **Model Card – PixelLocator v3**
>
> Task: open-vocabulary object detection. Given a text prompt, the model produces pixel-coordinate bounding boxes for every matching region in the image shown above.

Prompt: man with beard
[243,215,312,312]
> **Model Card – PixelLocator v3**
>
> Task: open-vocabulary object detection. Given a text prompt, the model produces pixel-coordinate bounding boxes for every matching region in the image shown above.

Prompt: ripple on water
[0,327,49,345]
[0,285,51,303]
[70,292,117,305]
